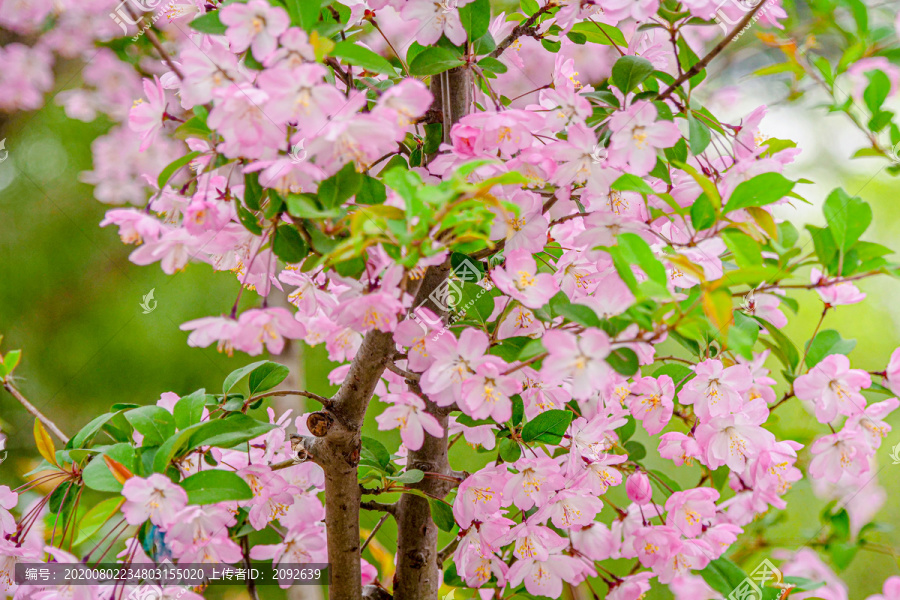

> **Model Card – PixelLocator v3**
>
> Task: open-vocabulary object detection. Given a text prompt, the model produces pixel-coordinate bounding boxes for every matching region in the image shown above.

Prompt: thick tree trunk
[394,67,472,600]
[307,65,472,600]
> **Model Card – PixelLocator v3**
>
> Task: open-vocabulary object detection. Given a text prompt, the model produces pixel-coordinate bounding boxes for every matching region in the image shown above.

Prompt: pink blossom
[421,329,497,406]
[500,521,567,561]
[257,64,346,133]
[845,398,898,449]
[794,354,870,423]
[540,330,612,400]
[402,0,474,45]
[534,489,604,529]
[658,432,703,466]
[375,391,444,450]
[695,399,776,471]
[551,122,619,192]
[775,548,848,600]
[448,416,497,450]
[665,488,719,538]
[167,505,243,563]
[460,360,522,422]
[866,576,900,600]
[128,76,167,152]
[809,429,871,483]
[100,209,166,244]
[626,471,653,505]
[607,572,653,600]
[236,307,307,355]
[608,101,680,175]
[219,0,290,60]
[121,474,188,528]
[491,251,558,309]
[0,487,17,537]
[507,553,582,598]
[453,464,509,528]
[570,523,617,562]
[811,268,866,306]
[680,359,752,421]
[628,375,674,435]
[251,524,328,586]
[207,83,284,160]
[503,455,566,510]
[741,289,788,328]
[886,347,900,396]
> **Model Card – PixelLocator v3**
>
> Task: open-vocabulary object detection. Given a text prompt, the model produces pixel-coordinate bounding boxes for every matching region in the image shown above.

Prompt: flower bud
[626,470,652,505]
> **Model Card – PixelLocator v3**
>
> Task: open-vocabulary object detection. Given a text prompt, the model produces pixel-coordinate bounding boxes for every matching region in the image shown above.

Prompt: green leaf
[611,55,654,94]
[687,113,711,155]
[649,469,682,492]
[727,311,760,360]
[722,230,763,267]
[189,11,227,35]
[180,469,253,504]
[863,70,890,115]
[722,172,795,213]
[124,406,176,447]
[823,188,872,252]
[700,558,748,596]
[388,469,425,484]
[173,391,207,430]
[690,193,717,231]
[618,417,636,443]
[273,225,309,264]
[521,410,574,444]
[82,444,136,493]
[556,302,603,328]
[611,173,655,195]
[499,437,522,462]
[330,41,396,75]
[223,361,268,394]
[477,56,507,74]
[153,414,276,472]
[285,0,319,30]
[805,329,856,368]
[356,175,387,205]
[569,22,627,46]
[429,498,456,531]
[458,0,490,41]
[157,151,201,189]
[71,413,116,449]
[361,436,391,469]
[624,440,646,460]
[74,497,125,546]
[319,162,363,208]
[409,47,465,76]
[249,362,290,395]
[607,347,639,376]
[244,172,263,211]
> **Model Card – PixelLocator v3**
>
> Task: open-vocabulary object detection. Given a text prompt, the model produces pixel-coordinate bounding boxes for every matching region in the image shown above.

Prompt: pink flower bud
[626,471,652,505]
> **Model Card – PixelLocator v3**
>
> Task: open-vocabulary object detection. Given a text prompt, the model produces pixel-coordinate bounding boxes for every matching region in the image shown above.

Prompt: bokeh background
[2,3,900,598]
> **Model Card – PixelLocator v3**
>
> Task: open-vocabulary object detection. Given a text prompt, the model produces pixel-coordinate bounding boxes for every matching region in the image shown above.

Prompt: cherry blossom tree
[3,0,900,600]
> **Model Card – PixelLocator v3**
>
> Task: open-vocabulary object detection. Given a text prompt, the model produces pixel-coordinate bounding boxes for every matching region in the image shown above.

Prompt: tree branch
[3,381,69,443]
[656,0,770,102]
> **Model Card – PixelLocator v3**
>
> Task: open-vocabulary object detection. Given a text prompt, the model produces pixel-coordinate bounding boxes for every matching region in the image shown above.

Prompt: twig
[360,501,398,515]
[124,5,184,80]
[436,538,459,565]
[657,0,770,101]
[488,4,552,59]
[3,381,69,442]
[360,513,391,553]
[384,361,420,381]
[247,389,333,408]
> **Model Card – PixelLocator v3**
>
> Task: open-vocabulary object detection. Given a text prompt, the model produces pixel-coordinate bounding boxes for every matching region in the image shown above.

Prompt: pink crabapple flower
[540,329,613,400]
[128,76,166,152]
[607,101,680,176]
[793,354,870,424]
[628,375,675,435]
[680,359,752,421]
[491,249,559,309]
[625,471,653,505]
[121,474,188,528]
[811,268,866,306]
[503,454,567,511]
[886,347,900,396]
[664,488,719,538]
[375,391,444,451]
[459,361,523,422]
[219,0,290,61]
[809,429,872,483]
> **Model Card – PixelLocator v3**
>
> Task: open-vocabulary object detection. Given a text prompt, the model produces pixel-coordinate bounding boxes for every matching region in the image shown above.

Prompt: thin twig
[3,381,69,442]
[360,513,390,554]
[247,389,333,407]
[657,0,770,101]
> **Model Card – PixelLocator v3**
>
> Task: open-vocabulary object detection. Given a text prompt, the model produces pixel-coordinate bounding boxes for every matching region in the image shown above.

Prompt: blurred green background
[2,24,900,600]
